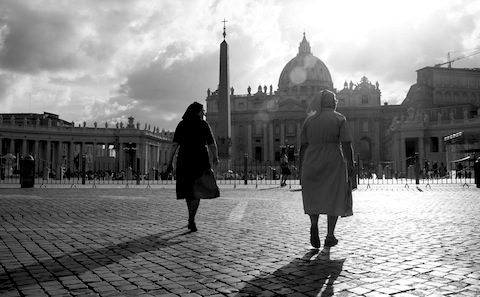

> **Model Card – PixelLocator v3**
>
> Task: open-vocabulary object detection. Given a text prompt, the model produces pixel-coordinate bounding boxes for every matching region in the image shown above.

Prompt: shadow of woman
[0,227,188,294]
[235,249,345,297]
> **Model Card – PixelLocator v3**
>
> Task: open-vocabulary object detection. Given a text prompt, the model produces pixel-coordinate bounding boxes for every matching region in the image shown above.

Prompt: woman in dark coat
[166,102,219,232]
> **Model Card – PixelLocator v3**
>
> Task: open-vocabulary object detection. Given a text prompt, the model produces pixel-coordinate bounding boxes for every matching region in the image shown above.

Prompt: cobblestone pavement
[0,185,479,297]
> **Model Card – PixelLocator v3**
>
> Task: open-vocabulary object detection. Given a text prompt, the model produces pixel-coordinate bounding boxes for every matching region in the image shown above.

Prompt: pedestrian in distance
[280,147,291,187]
[299,90,355,250]
[166,102,219,232]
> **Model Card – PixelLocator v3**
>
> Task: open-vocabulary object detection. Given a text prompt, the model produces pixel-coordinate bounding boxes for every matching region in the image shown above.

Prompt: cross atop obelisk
[222,19,228,39]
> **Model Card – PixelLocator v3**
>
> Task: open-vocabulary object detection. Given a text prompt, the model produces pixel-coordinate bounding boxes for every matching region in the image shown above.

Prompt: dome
[278,34,333,94]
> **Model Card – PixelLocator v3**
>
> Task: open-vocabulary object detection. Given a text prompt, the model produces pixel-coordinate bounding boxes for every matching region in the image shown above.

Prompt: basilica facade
[206,33,480,176]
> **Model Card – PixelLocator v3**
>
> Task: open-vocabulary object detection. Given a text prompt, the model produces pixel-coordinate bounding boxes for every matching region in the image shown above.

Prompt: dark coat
[173,118,215,199]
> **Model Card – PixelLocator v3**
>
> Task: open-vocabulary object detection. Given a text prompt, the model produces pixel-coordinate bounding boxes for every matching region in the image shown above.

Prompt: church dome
[278,34,333,94]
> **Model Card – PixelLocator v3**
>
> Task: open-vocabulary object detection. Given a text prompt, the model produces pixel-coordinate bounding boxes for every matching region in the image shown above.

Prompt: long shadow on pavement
[0,227,188,294]
[235,249,345,297]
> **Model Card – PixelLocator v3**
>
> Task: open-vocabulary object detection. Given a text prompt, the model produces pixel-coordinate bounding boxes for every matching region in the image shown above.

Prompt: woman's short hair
[306,89,337,115]
[320,90,337,108]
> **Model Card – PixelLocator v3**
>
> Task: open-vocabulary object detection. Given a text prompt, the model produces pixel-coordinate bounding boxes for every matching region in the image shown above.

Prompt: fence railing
[1,154,478,187]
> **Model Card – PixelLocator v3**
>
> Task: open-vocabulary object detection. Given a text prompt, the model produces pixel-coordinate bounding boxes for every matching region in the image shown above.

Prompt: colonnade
[0,129,172,179]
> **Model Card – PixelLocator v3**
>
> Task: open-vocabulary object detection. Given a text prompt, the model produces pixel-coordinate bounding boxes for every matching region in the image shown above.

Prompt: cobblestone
[0,185,479,296]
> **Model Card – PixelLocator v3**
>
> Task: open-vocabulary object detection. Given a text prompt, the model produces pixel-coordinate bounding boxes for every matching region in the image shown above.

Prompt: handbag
[193,169,220,199]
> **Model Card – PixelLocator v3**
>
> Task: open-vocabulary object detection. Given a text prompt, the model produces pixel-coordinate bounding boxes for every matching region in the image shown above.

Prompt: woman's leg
[325,215,339,247]
[327,215,338,237]
[309,214,320,248]
[186,199,200,231]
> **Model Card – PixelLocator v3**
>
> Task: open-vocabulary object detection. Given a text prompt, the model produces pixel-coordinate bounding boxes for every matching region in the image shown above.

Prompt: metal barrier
[1,154,477,187]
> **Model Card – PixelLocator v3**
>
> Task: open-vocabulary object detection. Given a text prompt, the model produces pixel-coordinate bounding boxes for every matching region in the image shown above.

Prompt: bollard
[243,153,248,185]
[356,155,360,186]
[81,155,86,185]
[136,158,141,185]
[20,155,35,188]
[474,157,480,188]
[414,153,420,185]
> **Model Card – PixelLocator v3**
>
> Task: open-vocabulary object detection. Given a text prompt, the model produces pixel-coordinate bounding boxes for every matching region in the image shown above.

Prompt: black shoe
[188,222,197,232]
[324,235,338,247]
[310,226,320,249]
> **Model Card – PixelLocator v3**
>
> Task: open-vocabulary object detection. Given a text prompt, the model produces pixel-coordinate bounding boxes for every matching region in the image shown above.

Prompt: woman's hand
[166,164,173,174]
[212,156,219,168]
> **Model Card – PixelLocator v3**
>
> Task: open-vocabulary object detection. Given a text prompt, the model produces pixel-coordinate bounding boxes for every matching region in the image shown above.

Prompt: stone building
[206,33,387,167]
[0,112,172,179]
[385,67,480,174]
[206,32,480,176]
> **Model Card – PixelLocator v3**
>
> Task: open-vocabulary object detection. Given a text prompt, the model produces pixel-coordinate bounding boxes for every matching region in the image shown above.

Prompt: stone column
[21,139,27,156]
[69,142,75,173]
[59,141,64,166]
[134,141,143,174]
[418,137,425,165]
[118,142,124,172]
[57,142,64,180]
[46,140,51,171]
[247,123,252,158]
[9,138,15,154]
[155,145,162,169]
[34,140,39,159]
[296,122,302,151]
[79,142,84,172]
[155,145,158,169]
[157,144,161,168]
[92,142,97,172]
[33,140,39,174]
[0,137,2,156]
[144,143,149,173]
[400,137,406,174]
[280,122,285,146]
[268,123,274,161]
[263,123,268,162]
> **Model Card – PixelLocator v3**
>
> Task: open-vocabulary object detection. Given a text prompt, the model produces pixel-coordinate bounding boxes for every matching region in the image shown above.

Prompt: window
[430,137,439,152]
[238,125,244,140]
[254,123,262,135]
[361,94,369,104]
[361,121,369,132]
[287,123,295,135]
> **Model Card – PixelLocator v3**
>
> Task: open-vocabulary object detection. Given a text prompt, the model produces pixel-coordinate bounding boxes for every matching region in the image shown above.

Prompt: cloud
[0,0,479,131]
[0,1,81,73]
[116,48,218,128]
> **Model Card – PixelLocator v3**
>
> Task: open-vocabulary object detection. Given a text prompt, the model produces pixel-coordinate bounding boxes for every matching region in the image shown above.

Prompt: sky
[1,0,480,131]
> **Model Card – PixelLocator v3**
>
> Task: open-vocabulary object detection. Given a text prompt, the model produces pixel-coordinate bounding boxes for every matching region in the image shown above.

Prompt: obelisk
[216,19,231,160]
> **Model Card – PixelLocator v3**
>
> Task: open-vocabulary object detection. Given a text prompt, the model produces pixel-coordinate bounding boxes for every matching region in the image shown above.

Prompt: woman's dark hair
[182,101,204,120]
[320,90,337,108]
